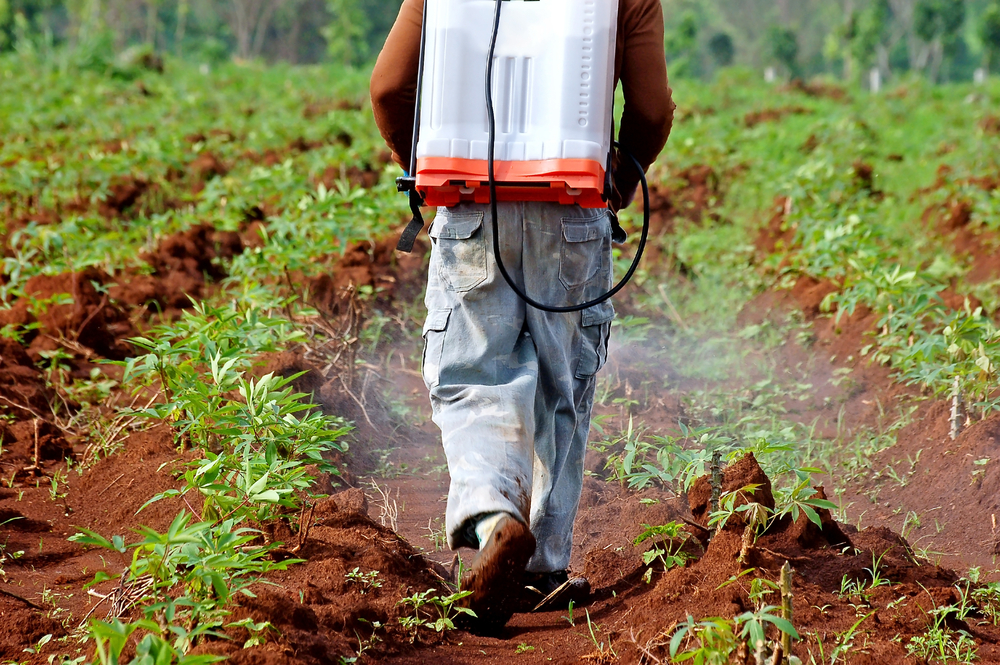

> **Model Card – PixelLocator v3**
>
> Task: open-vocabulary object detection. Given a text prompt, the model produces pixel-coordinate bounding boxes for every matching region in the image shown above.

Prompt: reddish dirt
[302,97,364,119]
[750,180,1000,576]
[5,158,1000,665]
[108,223,245,310]
[783,79,850,102]
[755,196,796,256]
[926,198,1000,284]
[97,176,152,218]
[981,116,1000,136]
[0,267,135,361]
[307,235,427,320]
[744,106,812,128]
[317,158,393,191]
[627,164,723,274]
[0,338,54,418]
[188,152,229,193]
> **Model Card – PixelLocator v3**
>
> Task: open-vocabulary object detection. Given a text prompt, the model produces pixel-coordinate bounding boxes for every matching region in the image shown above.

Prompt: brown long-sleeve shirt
[370,0,674,210]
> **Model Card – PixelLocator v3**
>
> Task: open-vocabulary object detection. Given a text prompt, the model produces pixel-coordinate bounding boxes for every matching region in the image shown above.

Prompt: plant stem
[950,376,962,441]
[780,560,793,665]
[710,450,722,513]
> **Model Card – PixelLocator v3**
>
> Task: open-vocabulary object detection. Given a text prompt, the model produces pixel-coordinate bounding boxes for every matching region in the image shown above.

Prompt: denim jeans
[421,201,614,573]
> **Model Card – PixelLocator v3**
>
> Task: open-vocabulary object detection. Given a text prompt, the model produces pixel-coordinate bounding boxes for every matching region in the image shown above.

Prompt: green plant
[345,567,382,593]
[633,522,691,583]
[71,511,299,655]
[669,615,738,665]
[0,517,26,580]
[21,633,52,655]
[583,609,617,660]
[670,606,798,664]
[810,612,873,664]
[906,603,978,663]
[89,618,225,665]
[708,484,769,532]
[562,600,576,627]
[396,588,475,641]
[227,618,279,648]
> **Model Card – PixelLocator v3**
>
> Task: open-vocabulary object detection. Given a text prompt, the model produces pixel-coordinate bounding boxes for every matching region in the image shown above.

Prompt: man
[371,0,674,632]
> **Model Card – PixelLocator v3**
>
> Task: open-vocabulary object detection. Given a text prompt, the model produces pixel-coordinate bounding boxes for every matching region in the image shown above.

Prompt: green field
[3,52,1000,664]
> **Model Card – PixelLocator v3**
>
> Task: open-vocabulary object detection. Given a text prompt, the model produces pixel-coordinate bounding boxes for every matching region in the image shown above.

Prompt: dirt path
[362,349,701,664]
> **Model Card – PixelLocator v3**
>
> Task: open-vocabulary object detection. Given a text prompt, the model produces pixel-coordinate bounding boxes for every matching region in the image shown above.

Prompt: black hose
[486,0,649,313]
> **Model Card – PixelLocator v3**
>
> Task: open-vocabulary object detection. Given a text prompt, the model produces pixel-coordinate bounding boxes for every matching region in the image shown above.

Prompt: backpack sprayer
[396,0,650,313]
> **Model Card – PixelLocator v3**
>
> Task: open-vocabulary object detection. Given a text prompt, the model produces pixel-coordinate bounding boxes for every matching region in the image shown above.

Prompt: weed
[425,517,447,552]
[583,609,617,661]
[810,612,873,664]
[345,567,382,593]
[226,618,279,649]
[396,588,475,641]
[906,603,978,664]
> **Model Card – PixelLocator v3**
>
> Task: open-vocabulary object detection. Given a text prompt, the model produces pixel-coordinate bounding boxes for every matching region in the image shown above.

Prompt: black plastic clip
[608,209,627,244]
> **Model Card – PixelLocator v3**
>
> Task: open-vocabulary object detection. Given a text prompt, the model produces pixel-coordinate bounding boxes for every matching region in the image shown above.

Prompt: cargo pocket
[575,302,615,379]
[421,308,451,388]
[559,213,611,290]
[429,210,487,292]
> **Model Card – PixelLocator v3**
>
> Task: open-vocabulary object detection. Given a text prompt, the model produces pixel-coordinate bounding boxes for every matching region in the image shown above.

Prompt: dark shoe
[523,570,591,612]
[458,515,536,634]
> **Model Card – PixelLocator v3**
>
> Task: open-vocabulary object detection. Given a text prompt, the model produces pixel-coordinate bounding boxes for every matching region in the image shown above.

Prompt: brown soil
[188,152,229,193]
[783,79,850,102]
[97,176,151,218]
[755,196,796,256]
[744,106,813,128]
[303,97,364,119]
[317,154,394,191]
[981,116,1000,136]
[307,235,427,320]
[109,223,245,310]
[934,200,1000,283]
[750,182,1000,576]
[0,338,55,418]
[0,267,135,361]
[5,155,1000,665]
[631,164,722,276]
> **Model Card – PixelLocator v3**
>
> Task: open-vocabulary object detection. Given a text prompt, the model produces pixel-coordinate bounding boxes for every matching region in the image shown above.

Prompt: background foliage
[2,0,1000,83]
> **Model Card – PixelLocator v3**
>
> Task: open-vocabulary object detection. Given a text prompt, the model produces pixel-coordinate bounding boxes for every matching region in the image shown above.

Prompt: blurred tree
[324,0,400,65]
[323,0,366,64]
[767,24,799,76]
[228,0,288,59]
[981,1,1000,70]
[708,31,735,66]
[0,0,10,49]
[914,0,967,80]
[665,10,700,78]
[851,0,893,79]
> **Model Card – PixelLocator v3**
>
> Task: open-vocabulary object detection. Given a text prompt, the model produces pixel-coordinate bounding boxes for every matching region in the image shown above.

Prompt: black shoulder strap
[396,189,426,253]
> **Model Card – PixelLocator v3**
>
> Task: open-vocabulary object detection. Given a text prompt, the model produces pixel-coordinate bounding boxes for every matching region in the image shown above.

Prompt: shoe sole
[459,516,536,632]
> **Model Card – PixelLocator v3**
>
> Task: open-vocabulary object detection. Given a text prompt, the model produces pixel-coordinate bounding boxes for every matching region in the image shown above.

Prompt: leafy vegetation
[1,19,1000,661]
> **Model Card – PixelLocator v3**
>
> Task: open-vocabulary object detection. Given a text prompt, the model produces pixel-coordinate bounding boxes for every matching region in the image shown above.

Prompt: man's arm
[615,0,674,210]
[370,0,423,169]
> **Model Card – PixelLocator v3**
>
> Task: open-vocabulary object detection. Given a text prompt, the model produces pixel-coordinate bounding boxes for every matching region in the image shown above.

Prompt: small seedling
[562,600,576,627]
[345,567,382,593]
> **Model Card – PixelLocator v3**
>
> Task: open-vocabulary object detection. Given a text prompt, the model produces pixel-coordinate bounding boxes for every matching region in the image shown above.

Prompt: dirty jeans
[421,201,614,573]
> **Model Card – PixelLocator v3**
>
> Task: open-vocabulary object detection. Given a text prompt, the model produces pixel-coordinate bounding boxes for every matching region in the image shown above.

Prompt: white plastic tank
[415,0,619,207]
